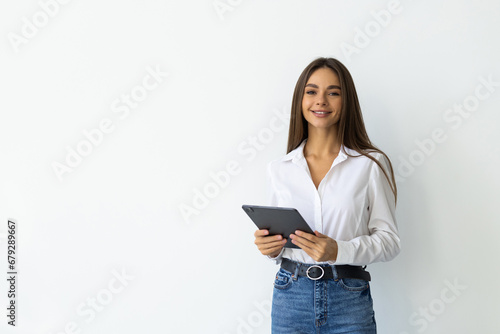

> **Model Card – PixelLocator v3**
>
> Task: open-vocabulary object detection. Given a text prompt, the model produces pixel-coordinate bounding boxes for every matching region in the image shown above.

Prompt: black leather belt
[281,258,371,281]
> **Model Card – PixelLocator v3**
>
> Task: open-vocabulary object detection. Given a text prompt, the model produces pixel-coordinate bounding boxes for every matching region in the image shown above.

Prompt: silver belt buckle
[306,265,324,280]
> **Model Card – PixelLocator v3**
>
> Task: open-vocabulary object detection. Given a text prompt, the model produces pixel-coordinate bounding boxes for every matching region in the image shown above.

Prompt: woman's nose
[315,94,327,105]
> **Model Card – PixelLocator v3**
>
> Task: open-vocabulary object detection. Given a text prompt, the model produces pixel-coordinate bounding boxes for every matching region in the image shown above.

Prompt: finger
[291,234,327,258]
[259,238,286,248]
[291,237,326,261]
[255,234,284,246]
[258,239,287,254]
[254,229,269,237]
[290,236,315,251]
[291,233,317,247]
[291,239,318,260]
[314,230,328,238]
[261,243,286,256]
[294,230,319,242]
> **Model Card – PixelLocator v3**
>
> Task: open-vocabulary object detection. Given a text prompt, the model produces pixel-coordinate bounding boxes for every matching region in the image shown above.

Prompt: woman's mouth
[311,110,332,117]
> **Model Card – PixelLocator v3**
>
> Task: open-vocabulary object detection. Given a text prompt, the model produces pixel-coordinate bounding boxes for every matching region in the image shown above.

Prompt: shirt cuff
[327,239,354,265]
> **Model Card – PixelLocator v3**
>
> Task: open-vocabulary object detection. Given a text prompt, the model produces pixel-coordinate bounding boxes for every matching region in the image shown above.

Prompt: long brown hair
[287,57,397,202]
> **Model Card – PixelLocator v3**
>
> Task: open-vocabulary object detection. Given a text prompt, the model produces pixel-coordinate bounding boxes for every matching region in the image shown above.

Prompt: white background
[1,0,499,333]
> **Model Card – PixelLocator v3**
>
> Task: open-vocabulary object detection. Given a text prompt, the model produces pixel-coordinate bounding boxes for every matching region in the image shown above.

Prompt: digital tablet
[242,204,314,249]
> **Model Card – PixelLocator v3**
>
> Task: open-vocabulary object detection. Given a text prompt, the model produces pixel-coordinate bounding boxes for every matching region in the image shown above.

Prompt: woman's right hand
[254,229,287,258]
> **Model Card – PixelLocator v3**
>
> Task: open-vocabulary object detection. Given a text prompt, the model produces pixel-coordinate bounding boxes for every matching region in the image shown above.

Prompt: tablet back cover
[242,205,314,249]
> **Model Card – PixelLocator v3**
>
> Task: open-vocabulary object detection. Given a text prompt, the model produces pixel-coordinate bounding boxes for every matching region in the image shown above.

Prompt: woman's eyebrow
[305,83,341,90]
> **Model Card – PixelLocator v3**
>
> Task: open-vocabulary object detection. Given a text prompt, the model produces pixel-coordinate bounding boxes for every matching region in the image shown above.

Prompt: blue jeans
[271,262,376,334]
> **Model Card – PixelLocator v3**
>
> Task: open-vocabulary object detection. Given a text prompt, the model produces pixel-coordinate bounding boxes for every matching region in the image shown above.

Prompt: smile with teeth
[312,110,332,114]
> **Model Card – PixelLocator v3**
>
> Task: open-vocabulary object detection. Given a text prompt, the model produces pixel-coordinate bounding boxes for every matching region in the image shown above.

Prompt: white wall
[0,0,499,333]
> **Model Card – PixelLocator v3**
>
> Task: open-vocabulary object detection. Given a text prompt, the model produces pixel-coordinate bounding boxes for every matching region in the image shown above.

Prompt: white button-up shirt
[266,138,401,266]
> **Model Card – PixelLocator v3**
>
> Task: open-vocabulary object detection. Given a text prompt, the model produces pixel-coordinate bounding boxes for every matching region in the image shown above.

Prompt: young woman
[254,57,401,333]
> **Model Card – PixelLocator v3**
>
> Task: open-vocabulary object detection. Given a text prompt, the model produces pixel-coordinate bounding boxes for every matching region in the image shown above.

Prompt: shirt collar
[280,138,351,166]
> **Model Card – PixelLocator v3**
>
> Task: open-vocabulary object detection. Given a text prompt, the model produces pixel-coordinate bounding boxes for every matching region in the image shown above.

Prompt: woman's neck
[304,126,341,159]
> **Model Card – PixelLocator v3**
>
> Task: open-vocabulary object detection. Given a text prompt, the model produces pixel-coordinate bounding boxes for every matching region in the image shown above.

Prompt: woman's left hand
[289,230,338,262]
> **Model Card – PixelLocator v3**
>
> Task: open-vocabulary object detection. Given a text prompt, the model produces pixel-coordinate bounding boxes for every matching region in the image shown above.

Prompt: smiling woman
[252,57,401,333]
[301,68,342,133]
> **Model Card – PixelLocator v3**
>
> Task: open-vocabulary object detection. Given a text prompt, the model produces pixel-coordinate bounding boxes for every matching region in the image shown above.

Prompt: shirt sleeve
[330,153,401,266]
[265,160,285,264]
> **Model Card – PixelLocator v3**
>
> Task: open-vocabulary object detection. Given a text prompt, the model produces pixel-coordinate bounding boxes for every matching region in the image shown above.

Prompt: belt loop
[331,265,339,281]
[292,261,300,281]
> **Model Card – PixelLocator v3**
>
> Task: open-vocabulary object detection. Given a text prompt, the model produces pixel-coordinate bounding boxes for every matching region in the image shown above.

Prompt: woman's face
[301,67,342,131]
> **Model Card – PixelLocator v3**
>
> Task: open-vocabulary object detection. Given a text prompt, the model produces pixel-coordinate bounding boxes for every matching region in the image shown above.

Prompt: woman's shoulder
[343,147,390,169]
[266,155,287,172]
[266,150,298,177]
[268,142,305,167]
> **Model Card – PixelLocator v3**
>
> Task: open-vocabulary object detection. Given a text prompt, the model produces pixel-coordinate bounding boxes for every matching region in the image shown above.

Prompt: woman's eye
[305,90,340,96]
